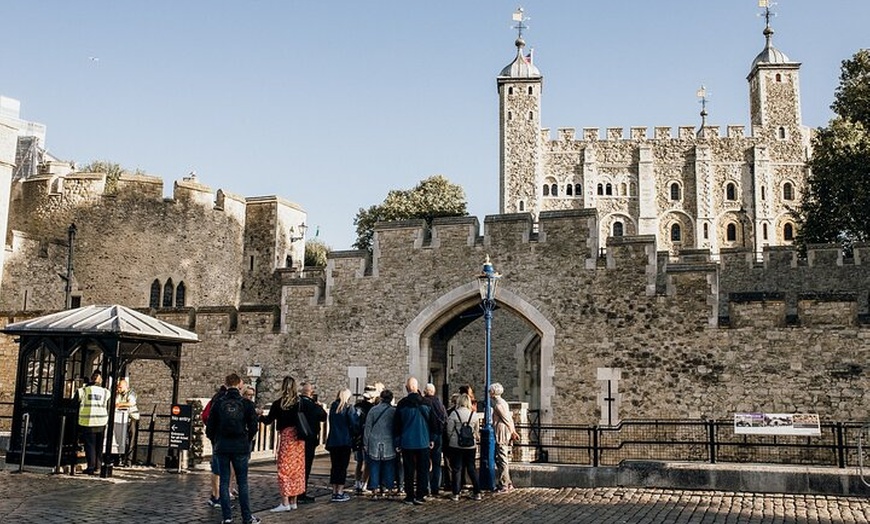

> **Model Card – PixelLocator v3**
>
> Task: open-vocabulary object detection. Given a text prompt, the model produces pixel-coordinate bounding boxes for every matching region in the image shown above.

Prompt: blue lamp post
[477,255,501,491]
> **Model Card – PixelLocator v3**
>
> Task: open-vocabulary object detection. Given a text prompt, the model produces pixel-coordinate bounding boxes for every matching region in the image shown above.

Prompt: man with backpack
[205,373,260,524]
[423,383,447,497]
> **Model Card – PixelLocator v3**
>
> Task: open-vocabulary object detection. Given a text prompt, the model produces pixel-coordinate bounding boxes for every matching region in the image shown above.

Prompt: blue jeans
[217,452,251,522]
[367,457,395,491]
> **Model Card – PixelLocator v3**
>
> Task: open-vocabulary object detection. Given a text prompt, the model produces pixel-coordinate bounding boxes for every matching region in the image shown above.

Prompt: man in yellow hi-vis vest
[77,370,110,475]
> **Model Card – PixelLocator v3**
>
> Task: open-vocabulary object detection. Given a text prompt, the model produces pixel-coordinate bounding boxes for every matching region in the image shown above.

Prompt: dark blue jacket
[205,388,258,454]
[394,392,435,450]
[325,401,359,450]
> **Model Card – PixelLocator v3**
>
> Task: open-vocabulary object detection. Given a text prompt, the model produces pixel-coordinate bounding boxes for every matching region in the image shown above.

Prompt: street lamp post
[477,255,501,491]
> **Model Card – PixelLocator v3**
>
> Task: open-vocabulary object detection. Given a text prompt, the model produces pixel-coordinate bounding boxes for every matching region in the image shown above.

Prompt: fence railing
[516,418,870,469]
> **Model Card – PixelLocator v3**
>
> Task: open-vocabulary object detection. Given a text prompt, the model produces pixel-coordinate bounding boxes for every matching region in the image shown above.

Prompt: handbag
[296,409,313,440]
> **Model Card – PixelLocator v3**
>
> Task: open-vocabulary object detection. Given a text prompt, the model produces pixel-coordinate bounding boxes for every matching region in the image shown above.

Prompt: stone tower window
[566,185,573,196]
[669,182,681,201]
[775,73,782,82]
[519,200,525,211]
[613,221,624,237]
[726,183,737,201]
[761,186,766,201]
[162,279,174,308]
[726,223,737,242]
[550,183,558,196]
[175,281,186,307]
[778,126,787,140]
[620,183,627,196]
[783,182,794,201]
[508,86,514,95]
[528,86,533,95]
[149,280,161,309]
[543,184,550,196]
[575,183,582,197]
[507,111,513,121]
[703,223,709,239]
[605,183,613,196]
[597,184,604,196]
[528,111,534,121]
[670,224,681,242]
[763,223,769,240]
[783,223,794,241]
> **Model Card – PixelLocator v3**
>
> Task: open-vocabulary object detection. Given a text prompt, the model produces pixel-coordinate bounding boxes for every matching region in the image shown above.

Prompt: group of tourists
[202,372,520,523]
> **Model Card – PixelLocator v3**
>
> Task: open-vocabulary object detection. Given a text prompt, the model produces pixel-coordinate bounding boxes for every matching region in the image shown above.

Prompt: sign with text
[168,404,192,450]
[733,413,821,436]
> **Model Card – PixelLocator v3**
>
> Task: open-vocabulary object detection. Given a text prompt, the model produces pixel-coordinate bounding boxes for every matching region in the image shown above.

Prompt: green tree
[304,238,330,267]
[797,50,870,248]
[352,175,468,251]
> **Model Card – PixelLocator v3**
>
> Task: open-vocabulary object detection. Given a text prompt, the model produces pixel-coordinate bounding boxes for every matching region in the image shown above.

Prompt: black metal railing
[515,419,869,469]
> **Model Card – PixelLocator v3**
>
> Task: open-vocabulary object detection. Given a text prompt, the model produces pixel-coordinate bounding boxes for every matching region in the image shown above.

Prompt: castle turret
[747,16,802,137]
[497,13,543,217]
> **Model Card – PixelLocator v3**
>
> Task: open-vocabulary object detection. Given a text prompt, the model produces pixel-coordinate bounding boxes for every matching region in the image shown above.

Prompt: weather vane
[696,85,710,128]
[512,7,529,40]
[758,0,777,28]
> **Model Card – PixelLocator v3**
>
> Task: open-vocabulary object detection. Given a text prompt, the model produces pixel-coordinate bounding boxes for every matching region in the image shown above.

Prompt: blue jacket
[394,392,435,450]
[325,401,359,450]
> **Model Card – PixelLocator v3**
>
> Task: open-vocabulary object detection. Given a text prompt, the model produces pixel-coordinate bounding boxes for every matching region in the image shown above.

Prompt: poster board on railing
[733,413,821,436]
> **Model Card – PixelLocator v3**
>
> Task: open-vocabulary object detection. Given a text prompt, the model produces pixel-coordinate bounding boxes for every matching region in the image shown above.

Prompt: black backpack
[456,411,475,447]
[218,395,247,438]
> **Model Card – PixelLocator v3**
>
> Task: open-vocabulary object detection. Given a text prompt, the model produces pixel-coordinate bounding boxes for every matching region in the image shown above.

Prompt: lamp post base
[478,424,496,491]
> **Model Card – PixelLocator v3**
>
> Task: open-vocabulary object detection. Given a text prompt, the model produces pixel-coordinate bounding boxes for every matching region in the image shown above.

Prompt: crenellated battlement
[548,125,749,143]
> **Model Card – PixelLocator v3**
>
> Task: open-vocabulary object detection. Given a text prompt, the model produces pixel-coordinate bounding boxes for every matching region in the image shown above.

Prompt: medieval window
[24,343,56,396]
[670,224,682,242]
[518,200,525,211]
[630,182,637,196]
[605,183,613,196]
[508,86,514,95]
[149,280,161,308]
[763,223,769,240]
[175,282,186,307]
[249,255,255,271]
[727,223,737,242]
[566,185,573,196]
[507,111,513,121]
[162,279,174,308]
[783,182,794,201]
[670,182,681,201]
[528,86,534,95]
[597,184,604,195]
[528,111,534,121]
[726,182,737,201]
[783,223,794,241]
[70,296,81,308]
[543,184,550,196]
[619,183,626,196]
[703,223,709,239]
[778,126,787,140]
[761,186,766,200]
[575,184,582,196]
[613,221,624,237]
[775,73,782,82]
[550,183,558,196]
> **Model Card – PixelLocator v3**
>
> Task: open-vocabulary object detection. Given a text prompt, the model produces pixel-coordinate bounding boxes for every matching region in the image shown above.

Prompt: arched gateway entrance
[404,280,556,424]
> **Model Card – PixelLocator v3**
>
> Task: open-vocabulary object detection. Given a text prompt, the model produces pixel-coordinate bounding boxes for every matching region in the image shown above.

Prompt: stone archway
[404,280,556,423]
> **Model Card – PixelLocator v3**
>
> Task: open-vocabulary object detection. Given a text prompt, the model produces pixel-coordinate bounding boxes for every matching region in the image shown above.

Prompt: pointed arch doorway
[404,281,555,424]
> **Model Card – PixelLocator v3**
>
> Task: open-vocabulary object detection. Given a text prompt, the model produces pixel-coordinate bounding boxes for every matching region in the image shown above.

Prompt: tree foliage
[797,50,870,248]
[304,238,330,267]
[352,175,468,251]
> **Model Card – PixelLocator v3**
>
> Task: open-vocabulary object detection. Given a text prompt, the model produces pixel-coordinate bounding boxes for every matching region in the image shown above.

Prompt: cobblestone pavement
[1,460,869,524]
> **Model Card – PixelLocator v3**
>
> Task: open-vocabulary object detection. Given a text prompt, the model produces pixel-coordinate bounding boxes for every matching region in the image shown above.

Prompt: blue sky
[2,1,868,250]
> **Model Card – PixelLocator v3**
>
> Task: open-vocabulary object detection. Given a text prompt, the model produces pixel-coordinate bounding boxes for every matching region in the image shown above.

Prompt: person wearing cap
[353,385,377,493]
[77,370,110,475]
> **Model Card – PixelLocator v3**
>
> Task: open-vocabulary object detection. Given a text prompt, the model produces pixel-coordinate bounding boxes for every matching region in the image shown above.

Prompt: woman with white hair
[489,382,519,493]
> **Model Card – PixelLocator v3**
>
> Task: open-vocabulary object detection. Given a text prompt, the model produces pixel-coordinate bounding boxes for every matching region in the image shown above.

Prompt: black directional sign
[168,404,192,450]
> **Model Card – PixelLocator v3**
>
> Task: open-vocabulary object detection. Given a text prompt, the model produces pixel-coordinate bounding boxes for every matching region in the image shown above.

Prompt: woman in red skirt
[260,376,306,512]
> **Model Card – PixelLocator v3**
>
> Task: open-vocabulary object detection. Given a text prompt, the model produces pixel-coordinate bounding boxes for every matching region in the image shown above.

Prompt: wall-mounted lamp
[290,223,308,243]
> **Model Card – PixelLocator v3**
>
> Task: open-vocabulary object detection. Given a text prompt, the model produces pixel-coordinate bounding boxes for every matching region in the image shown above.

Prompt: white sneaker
[270,503,294,512]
